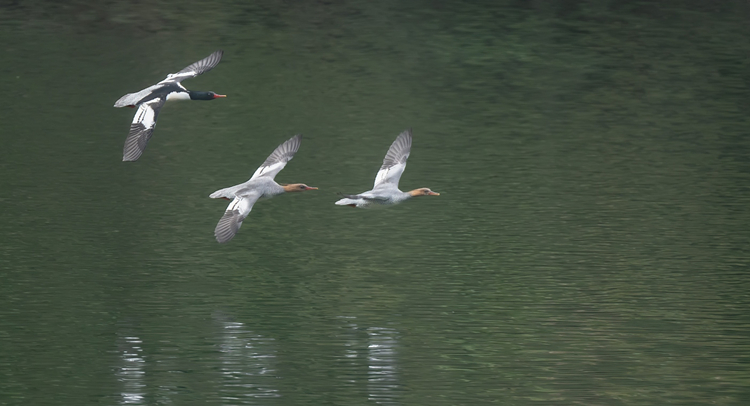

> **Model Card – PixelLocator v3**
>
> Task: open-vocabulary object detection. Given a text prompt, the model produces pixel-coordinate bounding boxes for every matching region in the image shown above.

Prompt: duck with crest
[209,134,317,243]
[114,50,226,161]
[335,129,439,208]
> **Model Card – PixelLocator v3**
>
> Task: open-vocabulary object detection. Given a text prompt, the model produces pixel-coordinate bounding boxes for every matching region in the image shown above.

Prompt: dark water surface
[1,1,749,405]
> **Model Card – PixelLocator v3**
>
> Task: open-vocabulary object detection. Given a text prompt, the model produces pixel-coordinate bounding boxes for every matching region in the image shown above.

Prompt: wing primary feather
[250,134,303,180]
[373,129,412,188]
[166,50,224,82]
[381,129,412,169]
[213,194,259,243]
[122,99,165,161]
[215,209,241,243]
[122,124,152,161]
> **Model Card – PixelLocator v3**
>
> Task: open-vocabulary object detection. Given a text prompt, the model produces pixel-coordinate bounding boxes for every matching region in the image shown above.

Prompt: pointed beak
[306,186,318,190]
[213,94,227,99]
[428,191,440,196]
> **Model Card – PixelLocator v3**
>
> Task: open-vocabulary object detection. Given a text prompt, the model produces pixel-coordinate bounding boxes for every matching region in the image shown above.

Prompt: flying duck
[335,129,439,208]
[114,50,226,161]
[209,134,317,243]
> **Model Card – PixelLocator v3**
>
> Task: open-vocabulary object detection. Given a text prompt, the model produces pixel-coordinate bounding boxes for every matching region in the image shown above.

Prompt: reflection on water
[337,316,400,405]
[110,315,400,404]
[116,334,146,405]
[367,327,399,405]
[215,314,280,402]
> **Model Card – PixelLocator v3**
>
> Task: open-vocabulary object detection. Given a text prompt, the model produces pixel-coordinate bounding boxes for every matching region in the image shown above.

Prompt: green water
[1,1,749,405]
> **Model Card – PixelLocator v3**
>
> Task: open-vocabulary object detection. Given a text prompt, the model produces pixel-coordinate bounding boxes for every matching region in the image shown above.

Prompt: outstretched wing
[250,134,302,180]
[122,98,166,161]
[373,129,412,188]
[113,84,162,108]
[160,50,224,84]
[114,50,222,106]
[214,192,262,243]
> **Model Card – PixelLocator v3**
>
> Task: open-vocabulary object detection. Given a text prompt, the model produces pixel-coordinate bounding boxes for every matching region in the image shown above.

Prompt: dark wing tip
[214,209,240,243]
[198,50,223,73]
[268,134,302,163]
[205,50,224,67]
[282,134,302,155]
[285,133,302,146]
[122,124,152,161]
[381,129,413,168]
[397,128,413,147]
[176,49,225,77]
[288,133,303,151]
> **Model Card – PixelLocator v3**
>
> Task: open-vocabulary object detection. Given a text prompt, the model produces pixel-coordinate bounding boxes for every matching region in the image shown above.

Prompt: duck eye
[299,185,306,189]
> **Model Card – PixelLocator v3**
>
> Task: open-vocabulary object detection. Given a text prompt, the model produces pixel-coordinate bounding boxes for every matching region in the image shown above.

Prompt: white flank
[166,92,191,101]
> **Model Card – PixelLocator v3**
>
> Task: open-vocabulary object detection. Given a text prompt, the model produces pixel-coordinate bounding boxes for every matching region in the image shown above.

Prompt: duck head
[188,90,227,100]
[282,183,318,193]
[408,188,440,197]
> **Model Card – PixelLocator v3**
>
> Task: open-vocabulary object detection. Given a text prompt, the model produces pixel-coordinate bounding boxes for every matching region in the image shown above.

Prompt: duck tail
[335,197,358,206]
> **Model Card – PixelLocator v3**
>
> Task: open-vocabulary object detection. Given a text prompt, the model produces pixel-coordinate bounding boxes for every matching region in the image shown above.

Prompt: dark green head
[188,91,227,100]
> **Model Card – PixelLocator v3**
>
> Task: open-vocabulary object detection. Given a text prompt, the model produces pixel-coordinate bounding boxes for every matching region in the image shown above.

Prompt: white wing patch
[122,98,165,161]
[166,71,195,80]
[159,72,196,84]
[374,162,407,188]
[226,194,257,218]
[214,193,261,243]
[132,100,159,128]
[372,130,412,188]
[250,162,285,180]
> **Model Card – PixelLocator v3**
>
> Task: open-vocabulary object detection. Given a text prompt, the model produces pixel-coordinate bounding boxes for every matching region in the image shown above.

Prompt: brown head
[408,188,440,197]
[282,183,318,193]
